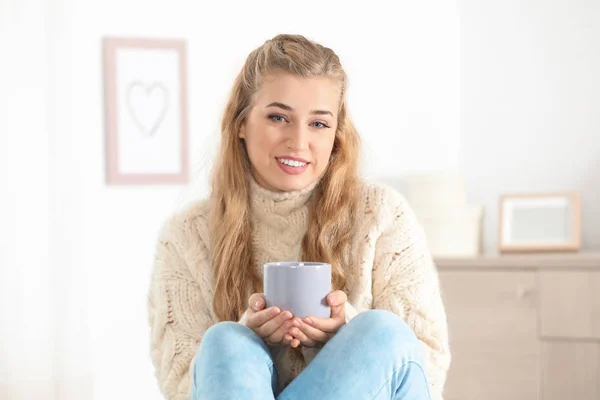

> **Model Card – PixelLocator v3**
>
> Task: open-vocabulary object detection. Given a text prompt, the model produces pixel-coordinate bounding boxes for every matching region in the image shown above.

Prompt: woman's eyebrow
[265,102,333,117]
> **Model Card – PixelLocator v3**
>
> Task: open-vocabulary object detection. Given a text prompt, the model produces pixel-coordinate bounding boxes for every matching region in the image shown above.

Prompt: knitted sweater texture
[147,178,451,399]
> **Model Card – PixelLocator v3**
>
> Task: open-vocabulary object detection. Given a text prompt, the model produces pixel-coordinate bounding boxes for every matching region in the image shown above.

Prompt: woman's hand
[245,293,294,347]
[284,290,347,348]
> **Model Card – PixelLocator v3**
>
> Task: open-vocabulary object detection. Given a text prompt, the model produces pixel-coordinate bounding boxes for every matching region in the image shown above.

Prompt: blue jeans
[192,310,431,400]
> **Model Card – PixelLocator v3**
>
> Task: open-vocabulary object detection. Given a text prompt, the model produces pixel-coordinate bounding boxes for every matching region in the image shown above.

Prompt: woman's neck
[248,174,319,218]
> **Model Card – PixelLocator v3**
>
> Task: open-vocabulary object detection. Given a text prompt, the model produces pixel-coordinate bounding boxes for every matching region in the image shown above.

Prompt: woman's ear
[238,123,246,139]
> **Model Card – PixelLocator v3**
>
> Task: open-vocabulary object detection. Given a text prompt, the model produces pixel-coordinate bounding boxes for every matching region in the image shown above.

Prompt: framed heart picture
[103,37,189,184]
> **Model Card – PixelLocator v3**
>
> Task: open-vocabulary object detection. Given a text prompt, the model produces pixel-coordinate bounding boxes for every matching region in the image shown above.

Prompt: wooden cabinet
[436,253,600,400]
[539,271,600,340]
[440,271,540,400]
[541,341,600,400]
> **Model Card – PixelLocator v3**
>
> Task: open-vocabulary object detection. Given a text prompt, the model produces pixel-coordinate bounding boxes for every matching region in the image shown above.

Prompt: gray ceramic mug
[263,262,331,319]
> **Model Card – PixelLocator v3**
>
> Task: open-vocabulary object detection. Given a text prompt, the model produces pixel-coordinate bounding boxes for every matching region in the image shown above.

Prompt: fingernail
[329,295,337,304]
[292,320,301,328]
[304,318,312,325]
[283,321,291,330]
[255,300,264,310]
[270,308,279,316]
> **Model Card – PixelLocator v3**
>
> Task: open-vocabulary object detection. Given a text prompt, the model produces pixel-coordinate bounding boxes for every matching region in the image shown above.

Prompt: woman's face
[239,72,340,192]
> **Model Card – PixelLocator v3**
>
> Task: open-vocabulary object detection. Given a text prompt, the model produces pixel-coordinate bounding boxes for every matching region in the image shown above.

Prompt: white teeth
[278,158,307,167]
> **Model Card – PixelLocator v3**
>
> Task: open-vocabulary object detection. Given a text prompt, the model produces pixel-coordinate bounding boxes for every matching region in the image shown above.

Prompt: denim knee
[349,310,421,356]
[193,322,278,396]
[198,321,259,355]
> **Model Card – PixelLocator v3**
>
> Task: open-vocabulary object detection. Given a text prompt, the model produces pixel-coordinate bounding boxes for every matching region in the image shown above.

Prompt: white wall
[459,0,600,252]
[2,1,93,397]
[1,0,55,389]
[11,0,599,398]
[10,0,600,398]
[44,1,459,399]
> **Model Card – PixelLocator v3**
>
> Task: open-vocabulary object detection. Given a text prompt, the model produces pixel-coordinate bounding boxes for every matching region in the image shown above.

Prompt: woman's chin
[271,176,316,192]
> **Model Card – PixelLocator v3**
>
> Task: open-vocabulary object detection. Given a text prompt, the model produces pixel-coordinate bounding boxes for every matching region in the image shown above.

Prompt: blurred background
[1,0,598,399]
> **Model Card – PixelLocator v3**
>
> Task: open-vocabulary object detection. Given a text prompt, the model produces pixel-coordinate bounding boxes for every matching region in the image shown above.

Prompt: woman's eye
[312,121,330,129]
[268,114,286,123]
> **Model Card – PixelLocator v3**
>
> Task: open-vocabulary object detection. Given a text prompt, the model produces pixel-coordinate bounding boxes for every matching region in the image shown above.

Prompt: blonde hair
[210,34,362,322]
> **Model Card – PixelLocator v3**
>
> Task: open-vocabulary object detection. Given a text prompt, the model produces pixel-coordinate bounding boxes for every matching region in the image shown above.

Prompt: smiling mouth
[276,157,309,167]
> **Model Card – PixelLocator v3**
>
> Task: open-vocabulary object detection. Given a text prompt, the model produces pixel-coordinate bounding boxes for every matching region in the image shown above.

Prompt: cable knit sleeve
[371,188,451,400]
[147,211,214,400]
[238,310,249,326]
[344,301,360,323]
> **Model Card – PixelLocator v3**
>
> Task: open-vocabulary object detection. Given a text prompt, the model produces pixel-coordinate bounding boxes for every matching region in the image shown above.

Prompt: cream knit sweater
[147,177,451,400]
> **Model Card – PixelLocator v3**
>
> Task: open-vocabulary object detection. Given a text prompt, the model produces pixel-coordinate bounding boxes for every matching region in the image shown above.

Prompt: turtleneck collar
[248,174,319,218]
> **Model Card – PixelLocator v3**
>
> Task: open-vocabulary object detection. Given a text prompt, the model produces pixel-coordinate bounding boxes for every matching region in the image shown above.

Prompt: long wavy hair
[210,34,362,322]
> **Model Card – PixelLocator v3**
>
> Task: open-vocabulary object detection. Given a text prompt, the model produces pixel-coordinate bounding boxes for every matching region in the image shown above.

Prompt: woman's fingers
[246,293,295,347]
[282,291,348,347]
[297,290,347,333]
[301,315,342,333]
[248,293,266,311]
[327,290,347,307]
[282,332,300,348]
[288,323,318,348]
[247,306,281,329]
[327,290,347,321]
[246,292,346,348]
[289,318,332,347]
[284,332,294,345]
[266,320,293,346]
[258,310,293,338]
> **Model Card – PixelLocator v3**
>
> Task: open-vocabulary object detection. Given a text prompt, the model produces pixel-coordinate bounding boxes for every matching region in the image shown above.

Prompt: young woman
[148,33,451,400]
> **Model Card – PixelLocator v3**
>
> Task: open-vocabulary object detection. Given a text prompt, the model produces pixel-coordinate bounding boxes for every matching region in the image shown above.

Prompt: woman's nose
[285,125,309,151]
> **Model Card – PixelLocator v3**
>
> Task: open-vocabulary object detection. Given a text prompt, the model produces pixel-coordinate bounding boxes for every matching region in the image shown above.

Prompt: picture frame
[498,192,581,253]
[103,37,189,184]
